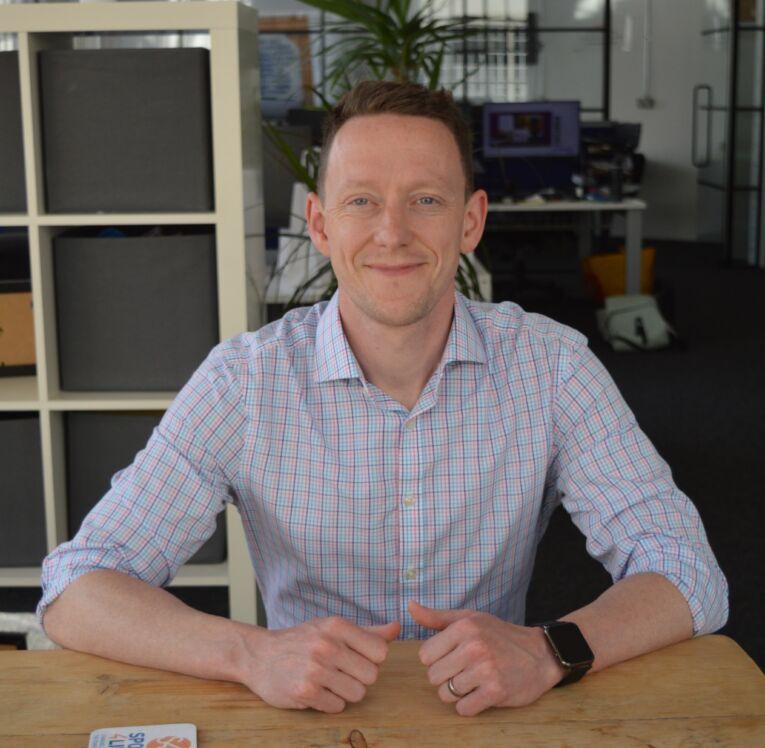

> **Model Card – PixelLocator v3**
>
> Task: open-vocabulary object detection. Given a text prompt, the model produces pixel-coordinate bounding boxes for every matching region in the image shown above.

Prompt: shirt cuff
[36,541,171,634]
[622,542,729,637]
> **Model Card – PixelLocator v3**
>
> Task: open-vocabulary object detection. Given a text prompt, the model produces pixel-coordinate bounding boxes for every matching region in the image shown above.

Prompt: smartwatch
[537,620,594,687]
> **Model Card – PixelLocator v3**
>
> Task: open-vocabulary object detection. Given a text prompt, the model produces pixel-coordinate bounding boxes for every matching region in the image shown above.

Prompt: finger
[322,667,368,704]
[294,677,347,714]
[409,600,474,632]
[363,620,401,642]
[418,622,465,667]
[454,686,495,718]
[437,668,479,704]
[337,619,397,663]
[425,643,470,689]
[408,600,451,631]
[334,644,380,686]
[310,687,347,714]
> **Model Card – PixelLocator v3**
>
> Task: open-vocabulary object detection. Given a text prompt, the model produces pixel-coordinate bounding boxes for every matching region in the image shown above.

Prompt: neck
[338,291,455,411]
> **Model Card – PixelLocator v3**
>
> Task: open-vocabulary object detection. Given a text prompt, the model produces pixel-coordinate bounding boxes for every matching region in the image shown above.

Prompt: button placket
[399,414,420,639]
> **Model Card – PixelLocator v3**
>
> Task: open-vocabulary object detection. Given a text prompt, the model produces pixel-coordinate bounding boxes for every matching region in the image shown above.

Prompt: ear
[459,189,488,256]
[306,191,331,259]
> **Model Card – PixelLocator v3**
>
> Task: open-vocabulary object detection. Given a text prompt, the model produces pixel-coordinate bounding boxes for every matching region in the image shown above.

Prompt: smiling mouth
[367,263,424,276]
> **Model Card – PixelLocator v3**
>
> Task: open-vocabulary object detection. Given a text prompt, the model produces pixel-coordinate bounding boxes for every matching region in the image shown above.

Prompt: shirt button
[405,419,416,430]
[403,495,416,507]
[404,568,417,581]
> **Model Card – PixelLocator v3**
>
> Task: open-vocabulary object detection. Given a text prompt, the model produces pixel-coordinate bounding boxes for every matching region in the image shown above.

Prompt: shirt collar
[314,289,487,383]
[445,290,488,367]
[314,292,363,382]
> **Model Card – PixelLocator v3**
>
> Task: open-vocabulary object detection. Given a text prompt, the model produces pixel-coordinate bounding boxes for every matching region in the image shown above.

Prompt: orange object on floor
[582,246,656,303]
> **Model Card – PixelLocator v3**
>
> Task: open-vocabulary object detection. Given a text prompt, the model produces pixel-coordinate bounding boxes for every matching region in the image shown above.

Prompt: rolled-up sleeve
[550,340,729,636]
[37,339,247,628]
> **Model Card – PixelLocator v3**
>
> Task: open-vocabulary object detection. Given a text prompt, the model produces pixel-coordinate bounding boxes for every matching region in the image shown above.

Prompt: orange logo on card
[146,738,191,748]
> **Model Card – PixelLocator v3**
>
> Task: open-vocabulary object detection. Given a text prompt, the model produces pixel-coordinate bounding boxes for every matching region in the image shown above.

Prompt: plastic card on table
[88,723,196,748]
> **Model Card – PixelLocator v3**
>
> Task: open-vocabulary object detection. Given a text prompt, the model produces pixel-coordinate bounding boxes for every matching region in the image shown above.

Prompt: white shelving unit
[0,1,266,624]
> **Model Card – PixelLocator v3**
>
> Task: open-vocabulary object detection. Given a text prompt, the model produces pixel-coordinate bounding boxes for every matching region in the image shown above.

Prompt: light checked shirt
[38,291,729,639]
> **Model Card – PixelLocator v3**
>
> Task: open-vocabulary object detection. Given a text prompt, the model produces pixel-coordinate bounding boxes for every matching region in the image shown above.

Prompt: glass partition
[696,1,764,265]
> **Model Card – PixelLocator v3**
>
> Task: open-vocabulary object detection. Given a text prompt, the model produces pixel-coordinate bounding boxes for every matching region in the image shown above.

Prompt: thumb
[363,620,401,642]
[408,600,473,631]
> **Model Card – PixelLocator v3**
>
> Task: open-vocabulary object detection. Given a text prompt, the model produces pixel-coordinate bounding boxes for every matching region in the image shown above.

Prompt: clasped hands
[238,600,567,717]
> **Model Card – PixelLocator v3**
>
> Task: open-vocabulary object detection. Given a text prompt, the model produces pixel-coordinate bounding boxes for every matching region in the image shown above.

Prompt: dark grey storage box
[0,414,47,566]
[0,52,27,213]
[39,48,213,213]
[53,232,219,391]
[65,411,226,564]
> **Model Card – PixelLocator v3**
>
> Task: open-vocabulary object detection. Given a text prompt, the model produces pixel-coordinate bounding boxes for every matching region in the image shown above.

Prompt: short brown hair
[317,80,474,198]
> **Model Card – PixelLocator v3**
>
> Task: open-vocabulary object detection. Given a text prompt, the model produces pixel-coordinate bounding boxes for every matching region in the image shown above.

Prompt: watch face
[546,622,594,667]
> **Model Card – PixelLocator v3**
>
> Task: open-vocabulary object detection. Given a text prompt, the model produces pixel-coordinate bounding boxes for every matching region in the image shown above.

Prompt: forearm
[42,569,260,684]
[560,572,694,674]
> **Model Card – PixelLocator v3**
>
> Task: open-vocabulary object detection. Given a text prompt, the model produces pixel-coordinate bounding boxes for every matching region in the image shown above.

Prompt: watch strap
[538,620,594,687]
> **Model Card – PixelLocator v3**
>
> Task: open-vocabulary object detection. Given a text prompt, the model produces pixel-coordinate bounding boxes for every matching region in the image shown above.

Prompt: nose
[373,200,413,250]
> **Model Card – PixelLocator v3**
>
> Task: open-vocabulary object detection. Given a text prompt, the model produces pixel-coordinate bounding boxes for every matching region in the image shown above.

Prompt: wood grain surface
[0,635,763,746]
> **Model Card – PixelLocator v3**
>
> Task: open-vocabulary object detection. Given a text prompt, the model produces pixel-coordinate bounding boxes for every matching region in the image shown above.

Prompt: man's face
[306,113,487,329]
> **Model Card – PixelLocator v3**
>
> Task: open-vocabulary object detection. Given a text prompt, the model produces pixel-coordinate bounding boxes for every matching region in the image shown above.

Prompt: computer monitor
[482,101,581,159]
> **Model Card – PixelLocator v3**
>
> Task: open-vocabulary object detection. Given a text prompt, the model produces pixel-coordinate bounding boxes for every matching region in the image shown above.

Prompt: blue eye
[418,196,438,206]
[351,197,369,206]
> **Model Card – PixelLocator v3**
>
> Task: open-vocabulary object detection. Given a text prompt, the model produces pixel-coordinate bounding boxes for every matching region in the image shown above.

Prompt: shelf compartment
[0,228,35,387]
[0,285,35,377]
[53,228,219,392]
[64,411,226,565]
[39,47,214,214]
[0,413,47,566]
[0,228,35,379]
[0,228,30,285]
[0,50,27,213]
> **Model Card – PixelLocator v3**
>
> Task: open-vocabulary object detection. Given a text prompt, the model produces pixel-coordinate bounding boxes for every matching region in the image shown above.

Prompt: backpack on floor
[596,294,680,352]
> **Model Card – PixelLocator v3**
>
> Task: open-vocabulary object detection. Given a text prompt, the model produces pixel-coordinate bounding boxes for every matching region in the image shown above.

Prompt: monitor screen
[482,101,581,158]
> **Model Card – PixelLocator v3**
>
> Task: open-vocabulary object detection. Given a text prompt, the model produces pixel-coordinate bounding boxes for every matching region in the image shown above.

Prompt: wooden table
[1,636,763,746]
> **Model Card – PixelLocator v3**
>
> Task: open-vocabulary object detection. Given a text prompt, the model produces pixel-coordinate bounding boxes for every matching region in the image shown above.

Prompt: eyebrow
[336,176,456,193]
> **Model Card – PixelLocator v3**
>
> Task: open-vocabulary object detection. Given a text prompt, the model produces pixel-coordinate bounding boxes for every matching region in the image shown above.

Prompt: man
[39,81,728,717]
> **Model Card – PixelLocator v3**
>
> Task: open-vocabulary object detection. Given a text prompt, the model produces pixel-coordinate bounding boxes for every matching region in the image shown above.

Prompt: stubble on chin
[345,286,436,329]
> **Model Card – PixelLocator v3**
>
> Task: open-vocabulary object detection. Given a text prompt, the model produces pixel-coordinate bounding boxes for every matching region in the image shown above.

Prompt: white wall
[610,0,705,241]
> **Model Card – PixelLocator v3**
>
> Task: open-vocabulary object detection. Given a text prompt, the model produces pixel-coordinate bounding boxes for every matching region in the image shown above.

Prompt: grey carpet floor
[516,241,764,670]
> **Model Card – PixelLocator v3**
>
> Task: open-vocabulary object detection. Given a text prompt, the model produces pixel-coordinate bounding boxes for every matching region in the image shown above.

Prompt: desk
[488,198,647,295]
[1,635,763,746]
